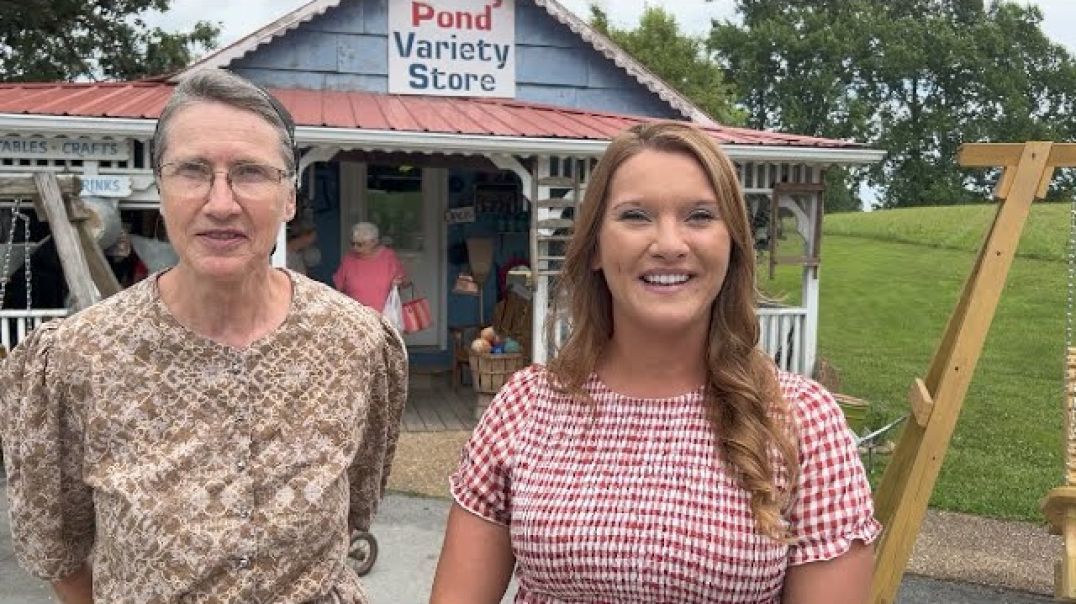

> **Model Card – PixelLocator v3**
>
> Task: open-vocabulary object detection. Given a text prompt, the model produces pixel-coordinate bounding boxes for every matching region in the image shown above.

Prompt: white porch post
[489,154,546,361]
[275,147,339,269]
[272,227,287,268]
[802,266,821,377]
[530,156,552,364]
[490,153,586,365]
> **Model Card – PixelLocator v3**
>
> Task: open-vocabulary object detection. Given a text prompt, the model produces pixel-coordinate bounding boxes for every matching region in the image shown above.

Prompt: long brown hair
[545,121,799,540]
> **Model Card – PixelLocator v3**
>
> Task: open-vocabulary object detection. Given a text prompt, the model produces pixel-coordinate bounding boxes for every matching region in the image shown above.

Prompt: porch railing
[5,306,809,373]
[758,305,807,375]
[1,309,70,353]
[543,305,809,377]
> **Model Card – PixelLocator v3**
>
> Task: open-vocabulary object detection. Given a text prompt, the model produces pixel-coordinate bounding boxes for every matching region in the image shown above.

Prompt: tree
[710,0,1076,208]
[0,0,219,82]
[589,4,745,126]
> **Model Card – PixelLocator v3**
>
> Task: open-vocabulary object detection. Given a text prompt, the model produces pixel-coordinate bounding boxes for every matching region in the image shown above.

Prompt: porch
[400,303,808,434]
[403,372,478,433]
[0,305,809,421]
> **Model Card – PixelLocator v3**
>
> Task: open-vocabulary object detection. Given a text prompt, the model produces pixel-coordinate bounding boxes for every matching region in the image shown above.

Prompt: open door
[360,164,445,348]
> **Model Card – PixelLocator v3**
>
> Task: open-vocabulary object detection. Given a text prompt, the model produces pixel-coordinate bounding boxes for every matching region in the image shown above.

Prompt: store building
[0,0,883,379]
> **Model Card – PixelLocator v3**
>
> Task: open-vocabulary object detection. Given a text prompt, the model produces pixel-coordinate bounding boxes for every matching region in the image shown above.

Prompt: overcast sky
[145,0,1076,55]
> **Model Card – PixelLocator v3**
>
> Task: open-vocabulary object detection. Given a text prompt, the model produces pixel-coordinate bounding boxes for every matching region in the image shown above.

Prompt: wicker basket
[468,351,527,394]
[833,393,870,434]
[475,393,495,421]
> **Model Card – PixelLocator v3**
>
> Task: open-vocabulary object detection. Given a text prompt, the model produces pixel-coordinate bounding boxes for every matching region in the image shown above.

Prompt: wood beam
[959,142,1076,198]
[76,222,121,298]
[0,175,78,199]
[32,173,99,310]
[907,377,934,427]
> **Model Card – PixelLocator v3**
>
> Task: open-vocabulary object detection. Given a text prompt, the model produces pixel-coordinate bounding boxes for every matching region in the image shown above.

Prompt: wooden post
[870,142,1076,603]
[32,173,100,310]
[3,173,121,304]
[1066,348,1076,486]
[75,219,122,298]
[0,175,78,199]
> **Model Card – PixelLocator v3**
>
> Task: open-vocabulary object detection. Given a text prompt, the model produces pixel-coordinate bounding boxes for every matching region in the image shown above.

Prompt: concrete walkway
[0,488,1056,603]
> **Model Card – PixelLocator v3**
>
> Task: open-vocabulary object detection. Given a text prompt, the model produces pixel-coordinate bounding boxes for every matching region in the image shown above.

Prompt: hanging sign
[80,176,132,198]
[445,205,476,224]
[389,0,516,97]
[0,136,131,161]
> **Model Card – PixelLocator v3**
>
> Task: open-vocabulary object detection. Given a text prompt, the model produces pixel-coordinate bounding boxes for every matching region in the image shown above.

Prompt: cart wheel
[348,530,379,576]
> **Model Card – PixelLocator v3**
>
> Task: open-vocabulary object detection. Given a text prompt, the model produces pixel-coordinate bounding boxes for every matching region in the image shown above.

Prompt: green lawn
[821,201,1072,261]
[758,203,1071,521]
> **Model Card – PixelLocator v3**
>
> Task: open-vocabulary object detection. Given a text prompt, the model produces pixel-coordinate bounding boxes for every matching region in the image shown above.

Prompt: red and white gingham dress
[450,365,881,603]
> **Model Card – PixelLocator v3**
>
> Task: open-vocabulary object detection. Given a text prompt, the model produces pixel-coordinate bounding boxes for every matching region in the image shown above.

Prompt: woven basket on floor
[832,392,869,434]
[468,351,526,394]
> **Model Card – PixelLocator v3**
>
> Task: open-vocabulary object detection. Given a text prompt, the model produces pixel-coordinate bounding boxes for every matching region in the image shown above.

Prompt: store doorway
[358,164,445,348]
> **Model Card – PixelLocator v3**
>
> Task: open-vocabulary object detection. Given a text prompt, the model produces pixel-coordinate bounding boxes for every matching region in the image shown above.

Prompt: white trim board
[0,114,885,165]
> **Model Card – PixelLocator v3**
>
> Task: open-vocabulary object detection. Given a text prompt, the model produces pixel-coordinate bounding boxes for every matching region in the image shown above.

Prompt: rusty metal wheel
[348,530,378,577]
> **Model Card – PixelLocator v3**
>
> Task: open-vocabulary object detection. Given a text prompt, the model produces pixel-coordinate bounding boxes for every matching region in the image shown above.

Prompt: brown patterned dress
[0,270,408,603]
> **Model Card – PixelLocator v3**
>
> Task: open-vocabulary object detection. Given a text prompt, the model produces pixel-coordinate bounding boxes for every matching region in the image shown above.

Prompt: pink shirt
[451,366,881,603]
[333,247,407,310]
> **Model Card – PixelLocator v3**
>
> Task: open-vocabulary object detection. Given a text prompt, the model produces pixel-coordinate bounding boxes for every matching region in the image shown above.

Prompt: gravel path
[906,509,1059,594]
[388,431,470,498]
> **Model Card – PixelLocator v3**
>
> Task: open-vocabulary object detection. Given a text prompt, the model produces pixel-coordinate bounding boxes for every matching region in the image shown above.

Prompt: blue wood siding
[230,0,682,119]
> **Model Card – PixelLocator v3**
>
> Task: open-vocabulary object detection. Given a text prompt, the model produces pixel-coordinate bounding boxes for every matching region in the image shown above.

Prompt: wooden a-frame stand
[870,142,1076,603]
[0,172,121,312]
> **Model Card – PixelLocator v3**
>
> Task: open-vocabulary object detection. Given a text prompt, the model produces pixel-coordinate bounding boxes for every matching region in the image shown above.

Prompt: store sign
[80,176,132,198]
[0,136,131,161]
[389,0,516,97]
[445,205,476,224]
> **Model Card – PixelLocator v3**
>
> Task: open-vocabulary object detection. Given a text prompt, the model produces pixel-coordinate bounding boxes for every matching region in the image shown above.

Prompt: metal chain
[1065,195,1076,485]
[22,205,32,312]
[0,199,22,306]
[1067,194,1076,354]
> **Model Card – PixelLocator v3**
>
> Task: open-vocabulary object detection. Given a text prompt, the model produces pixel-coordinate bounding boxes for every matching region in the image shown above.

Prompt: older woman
[0,70,407,603]
[333,221,409,310]
[432,122,879,603]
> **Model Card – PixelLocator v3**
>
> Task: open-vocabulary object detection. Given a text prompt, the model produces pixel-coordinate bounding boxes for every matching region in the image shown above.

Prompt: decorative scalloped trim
[532,0,715,125]
[170,0,343,81]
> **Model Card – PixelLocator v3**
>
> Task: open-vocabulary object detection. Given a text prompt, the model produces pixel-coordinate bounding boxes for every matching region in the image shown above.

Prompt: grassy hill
[823,201,1071,261]
[761,201,1072,522]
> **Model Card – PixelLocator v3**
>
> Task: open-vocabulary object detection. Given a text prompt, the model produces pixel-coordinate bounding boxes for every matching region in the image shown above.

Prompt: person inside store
[286,218,321,276]
[334,221,410,309]
[430,121,880,603]
[0,69,407,604]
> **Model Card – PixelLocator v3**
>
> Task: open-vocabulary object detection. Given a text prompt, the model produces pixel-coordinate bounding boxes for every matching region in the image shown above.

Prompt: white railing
[759,305,807,375]
[539,305,808,377]
[1,309,70,353]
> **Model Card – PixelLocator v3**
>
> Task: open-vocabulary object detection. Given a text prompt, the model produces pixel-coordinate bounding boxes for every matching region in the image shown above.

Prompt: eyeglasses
[157,161,293,199]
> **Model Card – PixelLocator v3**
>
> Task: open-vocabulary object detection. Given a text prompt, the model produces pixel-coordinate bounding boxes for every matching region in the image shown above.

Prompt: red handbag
[401,285,432,333]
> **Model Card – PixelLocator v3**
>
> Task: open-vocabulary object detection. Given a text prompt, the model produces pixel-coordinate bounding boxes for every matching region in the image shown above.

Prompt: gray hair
[351,222,379,244]
[152,69,296,172]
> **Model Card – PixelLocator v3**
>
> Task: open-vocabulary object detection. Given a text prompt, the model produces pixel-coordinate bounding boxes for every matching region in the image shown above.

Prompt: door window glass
[366,165,423,252]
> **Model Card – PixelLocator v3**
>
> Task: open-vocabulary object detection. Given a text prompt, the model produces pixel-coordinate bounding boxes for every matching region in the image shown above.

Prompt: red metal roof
[0,82,857,148]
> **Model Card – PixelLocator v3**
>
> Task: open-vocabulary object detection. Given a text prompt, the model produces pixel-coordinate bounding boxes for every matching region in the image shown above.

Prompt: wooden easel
[870,142,1076,603]
[0,172,121,311]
